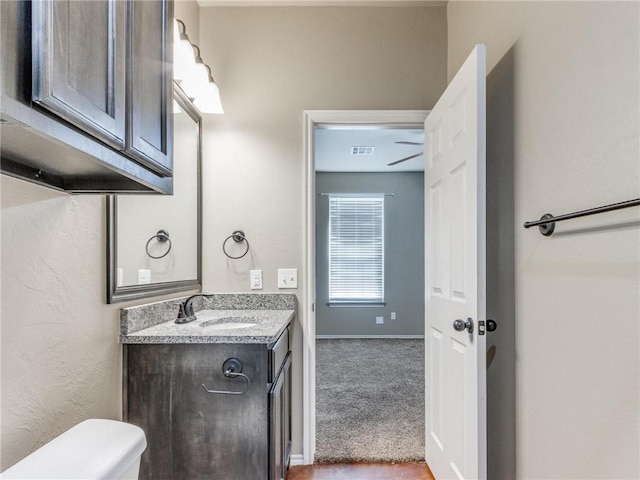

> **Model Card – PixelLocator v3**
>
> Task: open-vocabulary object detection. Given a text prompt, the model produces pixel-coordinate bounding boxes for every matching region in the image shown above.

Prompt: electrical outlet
[138,269,151,284]
[250,270,263,290]
[277,268,298,289]
[376,316,384,324]
[391,312,397,320]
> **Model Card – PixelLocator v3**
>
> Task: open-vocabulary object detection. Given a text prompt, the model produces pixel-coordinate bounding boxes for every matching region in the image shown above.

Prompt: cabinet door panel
[270,353,292,480]
[283,353,292,471]
[32,0,126,149]
[126,344,269,480]
[126,0,173,177]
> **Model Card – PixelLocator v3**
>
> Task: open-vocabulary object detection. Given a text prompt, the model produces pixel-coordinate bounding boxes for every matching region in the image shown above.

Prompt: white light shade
[180,61,209,99]
[194,81,224,114]
[174,40,196,82]
[173,19,195,82]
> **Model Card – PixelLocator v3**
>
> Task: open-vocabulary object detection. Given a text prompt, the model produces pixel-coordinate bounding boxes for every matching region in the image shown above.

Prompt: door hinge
[478,320,485,335]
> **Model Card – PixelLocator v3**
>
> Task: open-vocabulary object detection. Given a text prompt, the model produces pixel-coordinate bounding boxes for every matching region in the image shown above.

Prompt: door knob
[487,319,497,332]
[453,317,474,333]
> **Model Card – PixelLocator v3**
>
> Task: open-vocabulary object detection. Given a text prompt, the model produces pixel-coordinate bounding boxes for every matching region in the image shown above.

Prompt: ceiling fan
[388,141,424,166]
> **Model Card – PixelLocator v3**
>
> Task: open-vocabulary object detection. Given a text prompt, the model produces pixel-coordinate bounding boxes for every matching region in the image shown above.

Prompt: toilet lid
[1,419,147,479]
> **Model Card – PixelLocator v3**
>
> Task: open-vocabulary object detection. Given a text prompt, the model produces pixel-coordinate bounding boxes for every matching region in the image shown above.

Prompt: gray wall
[198,5,448,456]
[315,172,424,337]
[449,2,639,479]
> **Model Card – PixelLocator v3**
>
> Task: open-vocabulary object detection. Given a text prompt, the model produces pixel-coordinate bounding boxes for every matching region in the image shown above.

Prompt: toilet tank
[0,419,147,480]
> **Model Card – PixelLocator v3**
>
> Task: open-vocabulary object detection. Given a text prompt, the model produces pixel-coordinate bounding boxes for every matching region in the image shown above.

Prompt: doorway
[302,110,429,463]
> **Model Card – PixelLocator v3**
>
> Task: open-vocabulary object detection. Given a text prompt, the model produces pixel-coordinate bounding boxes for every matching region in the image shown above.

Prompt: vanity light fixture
[173,19,224,114]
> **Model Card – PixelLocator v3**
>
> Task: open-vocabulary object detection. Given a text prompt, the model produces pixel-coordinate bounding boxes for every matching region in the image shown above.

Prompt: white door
[424,44,487,480]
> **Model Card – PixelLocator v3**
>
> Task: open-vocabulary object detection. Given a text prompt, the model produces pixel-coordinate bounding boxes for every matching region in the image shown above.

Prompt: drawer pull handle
[201,357,251,395]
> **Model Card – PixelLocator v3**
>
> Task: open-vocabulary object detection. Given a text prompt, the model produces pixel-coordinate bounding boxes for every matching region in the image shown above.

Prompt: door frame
[302,110,430,464]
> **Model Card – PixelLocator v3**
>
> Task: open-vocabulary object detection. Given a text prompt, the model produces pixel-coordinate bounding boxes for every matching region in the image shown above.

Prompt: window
[329,195,384,304]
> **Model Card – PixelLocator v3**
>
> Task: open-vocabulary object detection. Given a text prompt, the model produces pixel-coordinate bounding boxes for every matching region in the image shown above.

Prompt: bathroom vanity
[120,294,295,480]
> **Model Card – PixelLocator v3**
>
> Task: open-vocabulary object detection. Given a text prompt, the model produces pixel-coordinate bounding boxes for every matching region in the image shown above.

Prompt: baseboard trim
[316,335,424,339]
[289,454,305,466]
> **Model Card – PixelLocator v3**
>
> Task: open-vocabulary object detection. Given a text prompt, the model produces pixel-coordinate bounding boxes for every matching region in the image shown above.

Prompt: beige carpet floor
[315,338,425,463]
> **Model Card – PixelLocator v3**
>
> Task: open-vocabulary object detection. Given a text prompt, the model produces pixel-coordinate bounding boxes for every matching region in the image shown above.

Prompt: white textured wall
[0,2,202,470]
[448,2,640,479]
[0,174,200,473]
[0,178,122,470]
[197,5,447,456]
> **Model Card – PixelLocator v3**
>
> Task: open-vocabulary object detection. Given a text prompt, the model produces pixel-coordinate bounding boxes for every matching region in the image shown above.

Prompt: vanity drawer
[269,327,289,382]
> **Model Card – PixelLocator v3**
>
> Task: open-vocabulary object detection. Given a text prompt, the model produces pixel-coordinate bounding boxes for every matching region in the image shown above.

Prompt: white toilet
[0,419,147,480]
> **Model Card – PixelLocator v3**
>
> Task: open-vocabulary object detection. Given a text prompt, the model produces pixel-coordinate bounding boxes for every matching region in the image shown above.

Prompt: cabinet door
[32,0,126,149]
[270,353,292,480]
[126,0,173,177]
[126,344,269,480]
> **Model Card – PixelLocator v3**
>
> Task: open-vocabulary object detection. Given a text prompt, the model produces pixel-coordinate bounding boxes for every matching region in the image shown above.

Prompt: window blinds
[329,195,384,303]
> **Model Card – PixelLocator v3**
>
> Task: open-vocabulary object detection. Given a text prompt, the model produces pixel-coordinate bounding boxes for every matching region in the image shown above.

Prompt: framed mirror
[107,85,202,303]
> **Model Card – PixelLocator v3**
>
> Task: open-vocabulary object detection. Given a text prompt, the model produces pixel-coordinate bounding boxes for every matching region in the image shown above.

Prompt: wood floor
[286,462,434,480]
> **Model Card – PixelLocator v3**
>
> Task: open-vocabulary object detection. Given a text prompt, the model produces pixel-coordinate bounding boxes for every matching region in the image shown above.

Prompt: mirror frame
[106,84,202,303]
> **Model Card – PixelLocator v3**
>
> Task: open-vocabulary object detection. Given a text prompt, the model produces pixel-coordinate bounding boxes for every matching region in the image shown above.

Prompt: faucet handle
[175,302,196,324]
[184,300,194,317]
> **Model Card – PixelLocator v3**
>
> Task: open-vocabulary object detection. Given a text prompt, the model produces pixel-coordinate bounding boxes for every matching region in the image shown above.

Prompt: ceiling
[315,126,424,172]
[197,0,446,6]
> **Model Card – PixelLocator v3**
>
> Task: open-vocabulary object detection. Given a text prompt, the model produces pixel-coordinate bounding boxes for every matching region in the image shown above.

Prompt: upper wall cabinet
[0,0,173,194]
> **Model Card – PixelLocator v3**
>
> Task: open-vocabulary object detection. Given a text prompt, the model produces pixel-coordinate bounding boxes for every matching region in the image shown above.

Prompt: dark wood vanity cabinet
[0,0,173,193]
[124,326,292,480]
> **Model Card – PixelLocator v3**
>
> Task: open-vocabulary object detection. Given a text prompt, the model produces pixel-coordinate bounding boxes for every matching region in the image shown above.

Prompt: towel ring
[222,230,250,259]
[145,230,172,259]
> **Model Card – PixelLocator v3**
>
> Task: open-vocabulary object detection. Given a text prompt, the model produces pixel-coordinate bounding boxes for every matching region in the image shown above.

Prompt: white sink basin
[199,318,259,330]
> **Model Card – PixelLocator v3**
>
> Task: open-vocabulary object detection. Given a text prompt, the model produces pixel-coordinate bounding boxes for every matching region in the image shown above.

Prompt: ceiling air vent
[351,146,375,156]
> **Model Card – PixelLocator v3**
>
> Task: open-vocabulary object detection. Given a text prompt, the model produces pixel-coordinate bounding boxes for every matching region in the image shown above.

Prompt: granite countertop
[121,309,294,344]
[120,293,297,345]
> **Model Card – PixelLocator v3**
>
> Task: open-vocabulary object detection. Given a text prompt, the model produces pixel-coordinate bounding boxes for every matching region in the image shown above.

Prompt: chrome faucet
[175,293,214,324]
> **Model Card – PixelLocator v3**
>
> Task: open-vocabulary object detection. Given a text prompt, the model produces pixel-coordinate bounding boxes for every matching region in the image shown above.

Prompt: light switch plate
[138,269,151,284]
[250,270,263,290]
[376,316,384,324]
[277,268,298,289]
